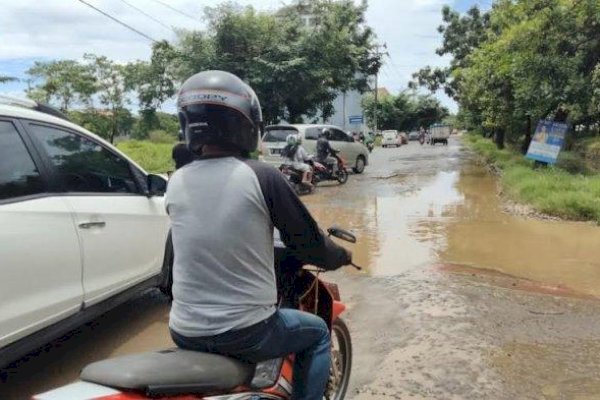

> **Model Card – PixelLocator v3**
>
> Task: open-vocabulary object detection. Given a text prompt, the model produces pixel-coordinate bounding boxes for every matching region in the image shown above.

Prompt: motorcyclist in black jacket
[316,128,338,172]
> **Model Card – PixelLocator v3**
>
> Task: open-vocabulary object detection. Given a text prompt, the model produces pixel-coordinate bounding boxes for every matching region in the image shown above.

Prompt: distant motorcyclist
[316,128,338,171]
[419,126,426,145]
[361,131,374,152]
[282,134,313,187]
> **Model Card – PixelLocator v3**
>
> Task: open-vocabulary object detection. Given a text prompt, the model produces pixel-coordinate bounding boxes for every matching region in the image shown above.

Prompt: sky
[0,0,489,114]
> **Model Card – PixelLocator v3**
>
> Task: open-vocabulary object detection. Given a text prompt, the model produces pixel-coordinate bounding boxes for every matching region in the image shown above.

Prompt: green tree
[84,54,130,143]
[132,110,179,139]
[68,108,135,140]
[411,5,490,100]
[362,91,448,131]
[124,41,179,111]
[0,75,17,84]
[415,0,600,149]
[26,60,96,110]
[148,0,380,124]
[460,0,600,148]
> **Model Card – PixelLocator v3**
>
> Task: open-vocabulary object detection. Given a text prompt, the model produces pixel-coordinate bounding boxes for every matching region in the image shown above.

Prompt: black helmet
[320,128,332,139]
[177,70,263,154]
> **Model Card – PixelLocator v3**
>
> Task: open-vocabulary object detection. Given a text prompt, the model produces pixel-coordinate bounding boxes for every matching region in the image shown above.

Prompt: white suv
[261,124,369,173]
[0,98,171,367]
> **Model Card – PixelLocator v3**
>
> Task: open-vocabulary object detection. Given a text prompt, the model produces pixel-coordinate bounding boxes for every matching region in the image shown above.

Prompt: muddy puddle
[305,161,600,297]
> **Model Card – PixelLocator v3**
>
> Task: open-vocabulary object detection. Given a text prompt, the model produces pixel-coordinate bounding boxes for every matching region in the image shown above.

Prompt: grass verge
[116,140,260,173]
[117,140,175,174]
[466,134,600,224]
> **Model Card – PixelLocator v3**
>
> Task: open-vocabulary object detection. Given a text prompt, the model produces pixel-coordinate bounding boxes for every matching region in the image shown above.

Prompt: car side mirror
[147,174,167,197]
[327,226,356,243]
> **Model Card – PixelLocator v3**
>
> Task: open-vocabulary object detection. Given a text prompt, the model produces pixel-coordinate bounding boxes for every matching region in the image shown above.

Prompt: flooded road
[306,138,600,295]
[3,136,600,399]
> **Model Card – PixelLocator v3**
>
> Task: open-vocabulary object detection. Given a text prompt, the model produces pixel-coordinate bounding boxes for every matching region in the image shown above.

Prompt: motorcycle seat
[80,348,255,396]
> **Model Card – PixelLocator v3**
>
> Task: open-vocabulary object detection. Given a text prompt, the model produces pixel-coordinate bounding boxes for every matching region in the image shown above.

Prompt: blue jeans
[170,309,331,400]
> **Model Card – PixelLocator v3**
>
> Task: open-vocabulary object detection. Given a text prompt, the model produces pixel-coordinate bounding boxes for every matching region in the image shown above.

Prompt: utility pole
[342,91,347,130]
[373,70,379,134]
[372,43,387,134]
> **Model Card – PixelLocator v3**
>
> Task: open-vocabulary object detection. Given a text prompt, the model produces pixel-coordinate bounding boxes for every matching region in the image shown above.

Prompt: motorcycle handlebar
[311,262,362,273]
[350,262,363,271]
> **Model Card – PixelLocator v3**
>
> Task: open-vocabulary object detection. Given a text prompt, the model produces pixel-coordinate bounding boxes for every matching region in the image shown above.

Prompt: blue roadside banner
[525,120,568,164]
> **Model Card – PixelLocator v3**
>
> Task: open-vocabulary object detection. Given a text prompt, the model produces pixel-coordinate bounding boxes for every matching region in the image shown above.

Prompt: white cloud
[0,0,283,61]
[1,0,460,112]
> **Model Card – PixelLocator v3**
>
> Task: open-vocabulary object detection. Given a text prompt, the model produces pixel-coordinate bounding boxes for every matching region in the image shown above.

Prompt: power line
[77,0,158,43]
[149,0,203,23]
[380,65,392,80]
[387,54,410,78]
[118,0,175,33]
[371,42,388,133]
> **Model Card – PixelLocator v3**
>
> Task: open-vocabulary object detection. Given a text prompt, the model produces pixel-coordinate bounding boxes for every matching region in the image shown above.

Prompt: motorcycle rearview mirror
[327,226,357,243]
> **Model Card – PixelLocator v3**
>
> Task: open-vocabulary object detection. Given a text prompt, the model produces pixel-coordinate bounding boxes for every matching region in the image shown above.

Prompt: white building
[321,89,368,133]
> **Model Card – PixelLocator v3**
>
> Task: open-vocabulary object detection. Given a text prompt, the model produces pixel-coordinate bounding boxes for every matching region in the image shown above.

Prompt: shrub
[555,151,589,175]
[117,140,174,173]
[148,130,176,144]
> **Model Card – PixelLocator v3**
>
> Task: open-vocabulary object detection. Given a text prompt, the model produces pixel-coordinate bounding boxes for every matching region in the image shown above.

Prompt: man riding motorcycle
[167,70,351,400]
[316,128,339,172]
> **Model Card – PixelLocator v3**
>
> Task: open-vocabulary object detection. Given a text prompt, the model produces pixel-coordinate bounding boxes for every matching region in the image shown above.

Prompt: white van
[381,130,402,148]
[429,124,451,145]
[261,124,369,173]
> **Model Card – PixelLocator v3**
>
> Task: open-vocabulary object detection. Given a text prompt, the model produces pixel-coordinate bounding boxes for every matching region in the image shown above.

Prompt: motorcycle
[418,132,425,145]
[310,151,348,185]
[358,136,374,153]
[34,226,360,400]
[279,163,314,196]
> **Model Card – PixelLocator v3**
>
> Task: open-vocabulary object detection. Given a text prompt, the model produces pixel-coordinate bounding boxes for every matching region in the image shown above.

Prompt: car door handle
[78,221,106,229]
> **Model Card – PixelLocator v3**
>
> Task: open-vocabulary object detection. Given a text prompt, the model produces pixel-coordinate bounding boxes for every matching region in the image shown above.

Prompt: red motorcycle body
[34,244,352,400]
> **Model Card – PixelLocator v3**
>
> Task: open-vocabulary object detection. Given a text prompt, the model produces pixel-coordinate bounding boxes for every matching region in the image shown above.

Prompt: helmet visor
[181,103,257,152]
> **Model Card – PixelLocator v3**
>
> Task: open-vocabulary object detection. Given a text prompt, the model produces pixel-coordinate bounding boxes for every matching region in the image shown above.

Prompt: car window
[330,129,348,141]
[263,128,298,142]
[0,121,45,201]
[304,127,321,140]
[28,124,139,194]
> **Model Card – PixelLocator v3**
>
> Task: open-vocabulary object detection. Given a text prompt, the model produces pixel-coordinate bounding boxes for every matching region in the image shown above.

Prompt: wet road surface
[3,136,600,399]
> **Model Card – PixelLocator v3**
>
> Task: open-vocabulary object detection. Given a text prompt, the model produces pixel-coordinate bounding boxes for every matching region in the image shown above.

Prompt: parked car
[408,131,420,141]
[261,124,369,174]
[381,130,402,148]
[0,97,172,367]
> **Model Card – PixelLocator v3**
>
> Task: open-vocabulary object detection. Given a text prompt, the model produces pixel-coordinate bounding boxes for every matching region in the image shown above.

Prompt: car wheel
[159,232,174,301]
[353,155,366,174]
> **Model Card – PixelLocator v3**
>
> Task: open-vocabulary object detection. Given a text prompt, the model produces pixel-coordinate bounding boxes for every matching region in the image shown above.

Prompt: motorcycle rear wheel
[325,318,352,400]
[336,170,348,184]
